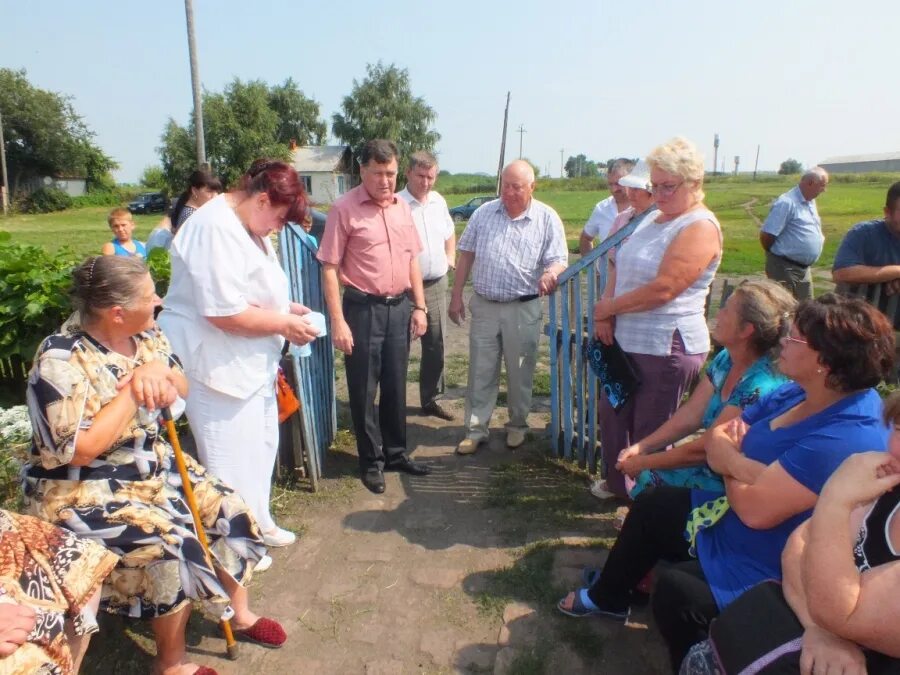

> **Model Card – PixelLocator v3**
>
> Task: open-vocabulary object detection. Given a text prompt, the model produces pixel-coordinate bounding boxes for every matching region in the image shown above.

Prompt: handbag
[708,581,900,674]
[583,336,641,411]
[276,367,301,423]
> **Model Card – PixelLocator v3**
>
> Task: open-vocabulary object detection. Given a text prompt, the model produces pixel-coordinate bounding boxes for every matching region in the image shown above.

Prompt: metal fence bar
[573,274,585,466]
[560,283,573,459]
[548,291,560,454]
[585,270,598,470]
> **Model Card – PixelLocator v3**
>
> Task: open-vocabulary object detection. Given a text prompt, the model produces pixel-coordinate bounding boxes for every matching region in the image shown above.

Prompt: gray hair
[408,150,438,171]
[732,279,797,356]
[609,158,635,175]
[71,256,149,320]
[802,166,829,183]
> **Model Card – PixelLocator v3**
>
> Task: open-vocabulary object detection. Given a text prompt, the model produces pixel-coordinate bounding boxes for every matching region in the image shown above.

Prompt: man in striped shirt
[449,160,568,455]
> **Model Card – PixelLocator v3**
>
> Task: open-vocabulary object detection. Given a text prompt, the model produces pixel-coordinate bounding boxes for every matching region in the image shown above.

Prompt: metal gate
[279,225,336,488]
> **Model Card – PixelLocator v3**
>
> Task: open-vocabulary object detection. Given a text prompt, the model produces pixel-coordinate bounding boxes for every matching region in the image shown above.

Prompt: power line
[516,124,526,158]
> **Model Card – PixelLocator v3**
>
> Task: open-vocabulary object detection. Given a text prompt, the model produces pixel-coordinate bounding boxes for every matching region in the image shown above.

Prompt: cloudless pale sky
[2,0,897,183]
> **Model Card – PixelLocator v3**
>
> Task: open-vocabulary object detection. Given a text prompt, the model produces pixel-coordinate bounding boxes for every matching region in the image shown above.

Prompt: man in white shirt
[398,151,456,420]
[578,158,634,255]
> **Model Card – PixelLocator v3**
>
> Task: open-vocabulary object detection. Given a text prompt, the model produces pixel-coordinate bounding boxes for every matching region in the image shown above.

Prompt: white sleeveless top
[613,207,722,356]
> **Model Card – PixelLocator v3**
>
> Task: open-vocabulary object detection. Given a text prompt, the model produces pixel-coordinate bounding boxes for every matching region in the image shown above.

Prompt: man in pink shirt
[318,139,430,494]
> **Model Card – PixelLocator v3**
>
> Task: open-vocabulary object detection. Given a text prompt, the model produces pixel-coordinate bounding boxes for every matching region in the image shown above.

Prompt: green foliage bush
[19,186,73,214]
[146,247,171,297]
[0,232,76,361]
[71,186,141,208]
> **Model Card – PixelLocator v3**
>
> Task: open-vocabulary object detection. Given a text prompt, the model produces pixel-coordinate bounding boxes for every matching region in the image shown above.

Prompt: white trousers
[185,378,279,533]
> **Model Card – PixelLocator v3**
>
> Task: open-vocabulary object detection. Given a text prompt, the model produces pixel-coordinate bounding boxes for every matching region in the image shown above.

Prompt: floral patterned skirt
[0,509,118,675]
[23,453,266,621]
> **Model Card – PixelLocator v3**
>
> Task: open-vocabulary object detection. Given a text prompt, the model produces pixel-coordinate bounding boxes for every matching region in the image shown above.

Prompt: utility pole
[560,148,564,178]
[0,111,9,215]
[496,92,510,195]
[753,144,760,181]
[516,124,526,158]
[184,0,207,170]
[713,133,720,177]
[734,155,740,176]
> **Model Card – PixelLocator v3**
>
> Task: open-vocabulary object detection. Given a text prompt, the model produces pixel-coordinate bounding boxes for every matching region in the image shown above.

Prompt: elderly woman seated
[558,294,895,673]
[0,509,117,675]
[681,394,900,674]
[614,280,796,499]
[23,256,285,675]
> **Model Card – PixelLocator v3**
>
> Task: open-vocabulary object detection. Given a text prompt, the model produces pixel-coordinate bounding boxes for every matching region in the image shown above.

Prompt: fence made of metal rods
[547,220,640,472]
[278,225,336,489]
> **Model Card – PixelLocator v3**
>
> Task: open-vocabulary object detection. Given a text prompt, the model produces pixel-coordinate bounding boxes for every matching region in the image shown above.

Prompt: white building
[290,145,357,204]
[819,152,900,174]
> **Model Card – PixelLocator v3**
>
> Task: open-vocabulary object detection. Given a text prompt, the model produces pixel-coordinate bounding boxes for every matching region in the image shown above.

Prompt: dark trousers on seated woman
[587,486,720,671]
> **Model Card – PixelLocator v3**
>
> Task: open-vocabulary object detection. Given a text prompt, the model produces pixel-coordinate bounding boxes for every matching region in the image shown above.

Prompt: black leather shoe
[361,469,386,494]
[384,456,432,476]
[421,401,454,421]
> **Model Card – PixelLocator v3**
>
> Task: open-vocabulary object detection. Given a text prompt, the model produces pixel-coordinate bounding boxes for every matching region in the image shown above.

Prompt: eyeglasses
[781,334,808,346]
[649,181,684,196]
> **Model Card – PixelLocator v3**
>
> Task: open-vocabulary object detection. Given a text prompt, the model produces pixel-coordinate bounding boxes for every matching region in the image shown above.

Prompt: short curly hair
[646,137,706,201]
[795,293,894,392]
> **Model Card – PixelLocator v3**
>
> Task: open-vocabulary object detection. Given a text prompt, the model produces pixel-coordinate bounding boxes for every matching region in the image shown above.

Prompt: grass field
[1,175,898,276]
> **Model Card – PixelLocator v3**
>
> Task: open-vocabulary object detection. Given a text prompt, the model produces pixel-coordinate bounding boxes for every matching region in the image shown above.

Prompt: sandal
[234,617,287,648]
[556,589,629,621]
[582,567,601,587]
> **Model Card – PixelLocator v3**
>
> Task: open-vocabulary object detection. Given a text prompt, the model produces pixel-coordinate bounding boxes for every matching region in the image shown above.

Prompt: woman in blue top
[558,294,894,672]
[611,280,795,499]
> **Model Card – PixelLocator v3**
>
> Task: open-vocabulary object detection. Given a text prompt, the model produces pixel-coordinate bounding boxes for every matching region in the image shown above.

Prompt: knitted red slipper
[235,617,286,648]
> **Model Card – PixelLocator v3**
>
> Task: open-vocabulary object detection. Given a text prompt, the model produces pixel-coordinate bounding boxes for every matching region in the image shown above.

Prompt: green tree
[0,68,116,194]
[778,158,803,175]
[158,77,326,192]
[140,165,167,190]
[564,154,598,178]
[332,62,440,164]
[268,78,327,146]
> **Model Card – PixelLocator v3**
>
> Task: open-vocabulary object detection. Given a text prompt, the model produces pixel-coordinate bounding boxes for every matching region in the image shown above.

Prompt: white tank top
[613,207,722,356]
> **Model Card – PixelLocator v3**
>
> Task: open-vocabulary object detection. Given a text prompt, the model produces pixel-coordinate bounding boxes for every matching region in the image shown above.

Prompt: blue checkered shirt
[458,198,568,302]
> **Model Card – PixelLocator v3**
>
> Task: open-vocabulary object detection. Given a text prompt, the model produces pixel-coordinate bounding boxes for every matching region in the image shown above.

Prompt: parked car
[128,192,168,214]
[448,195,495,222]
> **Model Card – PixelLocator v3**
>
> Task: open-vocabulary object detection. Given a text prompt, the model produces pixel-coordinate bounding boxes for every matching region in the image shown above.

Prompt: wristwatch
[412,305,429,314]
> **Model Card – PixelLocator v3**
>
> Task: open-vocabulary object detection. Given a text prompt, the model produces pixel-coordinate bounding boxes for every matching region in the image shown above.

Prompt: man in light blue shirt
[760,167,829,299]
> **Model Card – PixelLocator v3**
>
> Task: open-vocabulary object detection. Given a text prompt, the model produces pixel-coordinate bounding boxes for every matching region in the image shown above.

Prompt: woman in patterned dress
[0,509,118,675]
[24,256,286,675]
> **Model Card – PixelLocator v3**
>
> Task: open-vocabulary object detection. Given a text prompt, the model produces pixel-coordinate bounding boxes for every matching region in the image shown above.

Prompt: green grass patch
[0,207,160,257]
[445,175,900,276]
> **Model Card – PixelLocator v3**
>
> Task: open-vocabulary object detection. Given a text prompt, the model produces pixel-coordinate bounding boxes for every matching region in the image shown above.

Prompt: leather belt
[478,292,539,303]
[344,286,408,306]
[423,275,445,288]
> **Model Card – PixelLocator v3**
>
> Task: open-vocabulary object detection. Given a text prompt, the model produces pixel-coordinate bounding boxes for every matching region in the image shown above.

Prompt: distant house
[21,174,87,197]
[290,145,358,205]
[819,152,900,174]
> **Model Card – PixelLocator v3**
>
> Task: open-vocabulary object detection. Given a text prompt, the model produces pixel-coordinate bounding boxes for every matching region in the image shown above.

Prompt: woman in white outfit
[159,160,319,567]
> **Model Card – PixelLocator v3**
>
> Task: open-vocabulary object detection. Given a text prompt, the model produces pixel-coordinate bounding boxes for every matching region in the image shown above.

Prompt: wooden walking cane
[161,408,239,661]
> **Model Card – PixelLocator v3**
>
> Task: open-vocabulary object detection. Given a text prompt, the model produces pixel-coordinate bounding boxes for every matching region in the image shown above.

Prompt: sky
[2,0,897,183]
